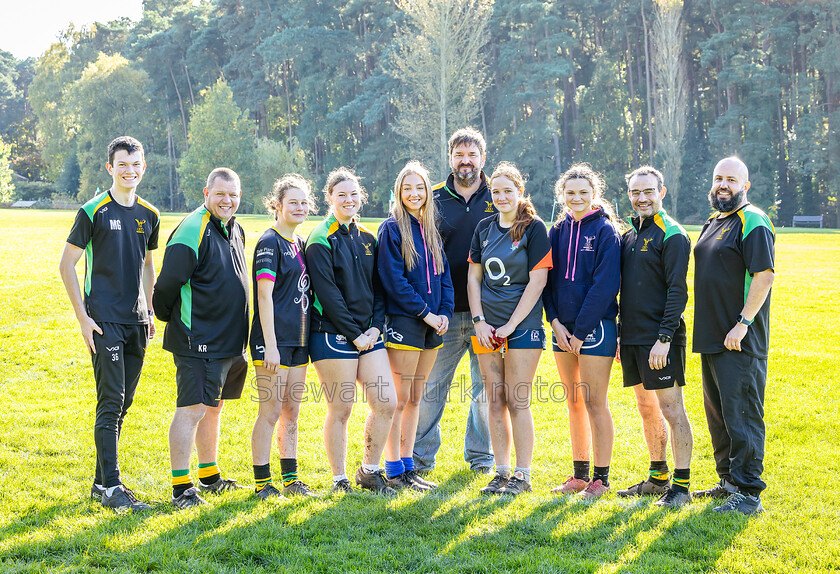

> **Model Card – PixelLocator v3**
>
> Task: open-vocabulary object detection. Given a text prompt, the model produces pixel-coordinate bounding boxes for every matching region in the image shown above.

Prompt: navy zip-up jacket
[433,172,497,312]
[377,215,455,320]
[543,207,621,342]
[619,210,690,346]
[305,214,385,342]
[153,206,249,358]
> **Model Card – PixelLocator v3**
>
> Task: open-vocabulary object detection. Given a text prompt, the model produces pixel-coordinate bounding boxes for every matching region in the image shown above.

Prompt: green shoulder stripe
[740,205,775,239]
[654,211,689,242]
[81,191,111,221]
[306,215,337,248]
[168,206,210,256]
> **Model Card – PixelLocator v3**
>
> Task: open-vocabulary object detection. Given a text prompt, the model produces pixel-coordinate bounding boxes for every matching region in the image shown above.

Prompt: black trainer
[102,485,151,513]
[480,473,510,496]
[498,474,532,496]
[172,486,207,509]
[617,477,669,498]
[654,487,692,508]
[255,483,286,500]
[355,467,397,495]
[283,480,317,497]
[713,491,763,515]
[91,484,105,501]
[387,472,429,492]
[199,477,246,494]
[693,479,737,500]
[332,478,353,493]
[406,469,438,489]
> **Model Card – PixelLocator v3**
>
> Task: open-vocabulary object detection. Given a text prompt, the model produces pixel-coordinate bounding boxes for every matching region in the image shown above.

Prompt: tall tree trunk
[626,26,639,168]
[641,1,654,163]
[283,62,293,150]
[170,66,189,151]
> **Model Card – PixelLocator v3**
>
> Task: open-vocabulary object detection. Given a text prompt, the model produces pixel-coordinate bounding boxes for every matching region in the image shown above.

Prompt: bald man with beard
[691,157,775,515]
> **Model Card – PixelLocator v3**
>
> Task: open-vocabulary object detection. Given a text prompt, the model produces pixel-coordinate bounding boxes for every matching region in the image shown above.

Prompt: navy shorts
[621,344,686,390]
[174,354,248,407]
[506,328,546,350]
[384,314,443,351]
[552,319,618,357]
[309,332,385,362]
[251,344,309,369]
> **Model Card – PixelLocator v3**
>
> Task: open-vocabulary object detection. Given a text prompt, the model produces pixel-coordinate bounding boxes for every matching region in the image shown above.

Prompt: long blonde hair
[391,161,444,272]
[554,163,622,229]
[489,161,537,243]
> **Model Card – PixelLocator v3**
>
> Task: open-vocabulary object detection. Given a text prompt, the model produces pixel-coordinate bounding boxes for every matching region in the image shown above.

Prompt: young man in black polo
[617,166,694,508]
[59,136,159,512]
[153,167,250,509]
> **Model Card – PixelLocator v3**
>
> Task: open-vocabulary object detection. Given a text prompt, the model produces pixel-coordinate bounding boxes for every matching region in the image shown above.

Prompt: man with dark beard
[413,127,496,475]
[692,157,775,515]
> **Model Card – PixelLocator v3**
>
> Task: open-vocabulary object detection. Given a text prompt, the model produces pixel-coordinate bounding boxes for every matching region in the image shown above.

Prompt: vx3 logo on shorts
[135,219,146,233]
[658,375,672,381]
[106,346,120,352]
[716,227,730,240]
[641,238,653,252]
[362,242,373,256]
[485,201,494,213]
[581,236,596,252]
[384,325,404,342]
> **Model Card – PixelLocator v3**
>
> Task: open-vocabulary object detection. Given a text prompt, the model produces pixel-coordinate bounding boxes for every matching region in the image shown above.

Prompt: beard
[709,186,745,213]
[453,164,479,187]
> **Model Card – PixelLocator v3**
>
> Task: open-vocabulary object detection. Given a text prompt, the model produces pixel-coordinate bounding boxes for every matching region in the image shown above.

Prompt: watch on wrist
[737,315,753,326]
[472,315,485,324]
[658,334,672,344]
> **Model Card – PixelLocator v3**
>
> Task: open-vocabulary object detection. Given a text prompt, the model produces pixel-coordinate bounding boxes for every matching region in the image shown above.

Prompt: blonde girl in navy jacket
[542,163,622,500]
[377,161,454,491]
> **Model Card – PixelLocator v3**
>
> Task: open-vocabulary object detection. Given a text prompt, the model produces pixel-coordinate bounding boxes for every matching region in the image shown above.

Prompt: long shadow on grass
[610,501,750,573]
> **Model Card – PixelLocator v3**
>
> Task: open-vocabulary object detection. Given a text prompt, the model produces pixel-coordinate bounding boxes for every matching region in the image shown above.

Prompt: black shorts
[251,344,309,369]
[620,344,686,390]
[383,315,443,351]
[174,354,248,407]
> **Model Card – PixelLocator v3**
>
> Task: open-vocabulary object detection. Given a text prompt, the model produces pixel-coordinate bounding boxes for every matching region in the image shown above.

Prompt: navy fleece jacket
[377,215,454,320]
[543,207,621,341]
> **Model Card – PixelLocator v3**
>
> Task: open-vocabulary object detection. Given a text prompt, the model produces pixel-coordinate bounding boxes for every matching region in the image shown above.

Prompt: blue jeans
[413,311,493,470]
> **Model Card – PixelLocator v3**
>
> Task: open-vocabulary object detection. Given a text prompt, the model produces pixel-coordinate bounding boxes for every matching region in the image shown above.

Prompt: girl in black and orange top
[467,162,552,496]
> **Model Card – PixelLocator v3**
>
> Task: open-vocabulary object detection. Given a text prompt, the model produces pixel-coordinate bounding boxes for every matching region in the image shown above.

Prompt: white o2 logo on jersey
[485,257,511,286]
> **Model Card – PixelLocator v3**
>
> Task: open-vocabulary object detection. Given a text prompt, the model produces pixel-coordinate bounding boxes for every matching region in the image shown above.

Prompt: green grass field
[1,208,838,573]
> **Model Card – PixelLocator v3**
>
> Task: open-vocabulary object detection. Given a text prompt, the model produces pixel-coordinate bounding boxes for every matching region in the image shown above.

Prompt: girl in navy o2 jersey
[467,162,552,496]
[250,174,315,499]
[543,163,622,500]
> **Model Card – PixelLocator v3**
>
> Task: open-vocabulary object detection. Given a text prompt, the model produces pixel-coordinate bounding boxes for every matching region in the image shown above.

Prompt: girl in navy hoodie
[378,161,454,491]
[543,163,622,500]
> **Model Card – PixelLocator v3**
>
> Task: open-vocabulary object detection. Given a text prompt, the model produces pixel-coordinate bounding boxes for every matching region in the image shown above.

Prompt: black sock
[593,465,610,487]
[254,463,271,492]
[573,460,590,481]
[672,468,690,492]
[173,483,192,498]
[280,458,298,487]
[649,460,670,485]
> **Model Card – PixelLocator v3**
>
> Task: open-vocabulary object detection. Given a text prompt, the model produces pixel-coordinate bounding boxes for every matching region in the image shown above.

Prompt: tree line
[0,0,837,226]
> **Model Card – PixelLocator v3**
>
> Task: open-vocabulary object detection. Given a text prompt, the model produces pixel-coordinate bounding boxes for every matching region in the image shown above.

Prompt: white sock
[333,474,348,483]
[105,485,121,497]
[361,463,379,474]
[496,465,511,478]
[93,483,104,490]
[514,467,531,482]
